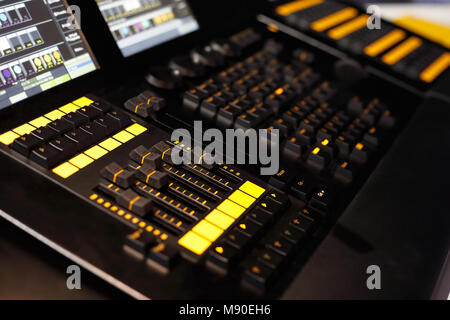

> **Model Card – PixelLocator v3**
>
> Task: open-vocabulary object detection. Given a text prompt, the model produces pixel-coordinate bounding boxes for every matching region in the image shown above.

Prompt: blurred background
[353,0,450,47]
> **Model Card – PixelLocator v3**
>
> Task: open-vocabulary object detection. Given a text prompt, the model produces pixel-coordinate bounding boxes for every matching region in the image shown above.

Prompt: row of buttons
[52,123,147,179]
[178,181,266,255]
[89,192,169,242]
[0,96,94,146]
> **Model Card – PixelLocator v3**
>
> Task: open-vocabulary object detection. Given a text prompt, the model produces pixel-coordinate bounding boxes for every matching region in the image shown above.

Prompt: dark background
[0,219,127,299]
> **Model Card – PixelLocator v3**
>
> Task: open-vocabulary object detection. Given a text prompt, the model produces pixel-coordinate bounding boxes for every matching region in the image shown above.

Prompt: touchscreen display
[95,0,199,57]
[0,0,99,110]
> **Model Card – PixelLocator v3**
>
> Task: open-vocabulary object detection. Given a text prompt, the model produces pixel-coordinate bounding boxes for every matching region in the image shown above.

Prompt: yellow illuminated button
[29,116,51,128]
[205,210,235,230]
[311,8,358,32]
[364,29,406,57]
[12,123,35,136]
[84,145,108,160]
[217,199,246,219]
[0,131,19,145]
[328,15,368,40]
[72,96,94,107]
[382,37,422,65]
[113,130,134,143]
[99,138,121,151]
[69,154,94,168]
[59,103,79,114]
[125,123,147,136]
[420,52,450,83]
[239,181,266,198]
[215,246,224,254]
[44,109,66,121]
[178,231,211,255]
[192,220,223,242]
[228,190,256,208]
[276,0,323,16]
[52,162,79,178]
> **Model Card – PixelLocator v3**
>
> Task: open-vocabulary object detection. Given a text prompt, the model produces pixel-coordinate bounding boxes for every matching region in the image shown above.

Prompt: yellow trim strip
[134,102,144,114]
[276,0,323,16]
[328,14,368,40]
[141,151,152,164]
[197,153,206,164]
[161,148,171,159]
[382,36,422,65]
[364,29,406,57]
[420,52,450,83]
[311,8,358,32]
[113,169,124,183]
[128,196,140,211]
[145,170,156,184]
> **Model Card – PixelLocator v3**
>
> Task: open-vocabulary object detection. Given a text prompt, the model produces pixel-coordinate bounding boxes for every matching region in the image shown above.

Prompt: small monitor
[96,0,199,57]
[0,0,99,110]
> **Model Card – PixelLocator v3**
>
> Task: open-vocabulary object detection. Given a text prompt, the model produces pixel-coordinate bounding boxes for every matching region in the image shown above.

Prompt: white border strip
[0,209,149,300]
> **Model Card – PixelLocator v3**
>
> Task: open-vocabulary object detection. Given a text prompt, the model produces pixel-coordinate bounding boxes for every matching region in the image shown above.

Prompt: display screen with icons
[0,0,99,110]
[96,0,199,57]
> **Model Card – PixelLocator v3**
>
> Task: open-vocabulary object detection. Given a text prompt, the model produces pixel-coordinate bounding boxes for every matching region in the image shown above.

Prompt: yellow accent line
[328,14,368,40]
[161,148,171,159]
[267,24,279,33]
[141,151,151,164]
[382,36,422,65]
[128,196,140,211]
[113,169,124,183]
[134,102,144,113]
[420,52,450,83]
[311,8,358,32]
[145,170,156,183]
[197,153,206,164]
[276,0,323,16]
[364,29,406,57]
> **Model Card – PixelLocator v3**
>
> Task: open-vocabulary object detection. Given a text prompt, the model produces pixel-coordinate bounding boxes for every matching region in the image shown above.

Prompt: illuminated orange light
[275,88,284,95]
